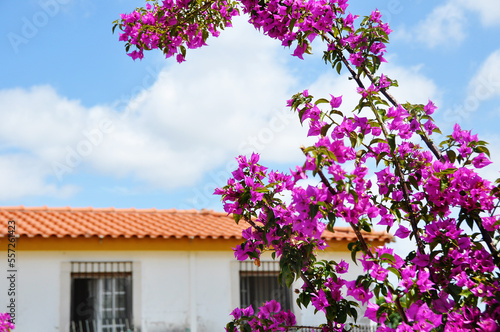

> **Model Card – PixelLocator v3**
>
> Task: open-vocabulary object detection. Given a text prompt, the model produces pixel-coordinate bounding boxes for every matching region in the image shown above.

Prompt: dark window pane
[240,273,292,312]
[71,278,98,332]
[70,275,132,332]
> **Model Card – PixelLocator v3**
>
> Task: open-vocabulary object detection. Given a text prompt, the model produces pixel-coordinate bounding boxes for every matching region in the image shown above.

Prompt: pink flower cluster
[116,0,390,64]
[226,300,296,331]
[118,0,500,330]
[216,88,500,329]
[0,313,13,332]
[214,152,328,263]
[116,0,238,62]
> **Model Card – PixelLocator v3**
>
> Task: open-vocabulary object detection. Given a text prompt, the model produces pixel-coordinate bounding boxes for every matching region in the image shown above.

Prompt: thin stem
[319,29,426,254]
[362,68,444,161]
[243,216,320,295]
[243,215,258,229]
[300,273,318,295]
[300,147,374,258]
[474,218,500,267]
[369,102,426,255]
[394,295,409,325]
[323,28,444,162]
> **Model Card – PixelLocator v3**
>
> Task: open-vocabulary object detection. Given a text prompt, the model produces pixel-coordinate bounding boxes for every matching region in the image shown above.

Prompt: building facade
[0,207,391,332]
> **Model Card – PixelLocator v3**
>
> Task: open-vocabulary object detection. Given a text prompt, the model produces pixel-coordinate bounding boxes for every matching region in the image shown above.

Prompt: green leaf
[380,253,395,263]
[376,303,387,321]
[330,109,343,117]
[351,247,358,262]
[233,214,242,224]
[369,138,386,145]
[309,204,319,219]
[381,285,388,297]
[432,127,442,135]
[336,61,342,74]
[387,134,396,154]
[408,175,419,190]
[361,222,371,232]
[315,98,329,105]
[474,145,491,157]
[320,123,332,137]
[387,267,401,278]
[350,307,358,322]
[466,216,474,229]
[285,271,294,288]
[349,132,358,148]
[328,212,336,224]
[202,29,209,42]
[350,189,359,203]
[356,133,364,147]
[446,150,456,163]
[376,151,388,166]
[438,167,457,175]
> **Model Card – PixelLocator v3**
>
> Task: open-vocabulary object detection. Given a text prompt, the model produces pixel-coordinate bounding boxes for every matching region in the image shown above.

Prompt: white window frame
[60,261,142,332]
[232,261,299,313]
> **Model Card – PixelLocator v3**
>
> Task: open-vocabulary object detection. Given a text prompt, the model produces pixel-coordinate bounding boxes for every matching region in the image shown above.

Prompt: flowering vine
[0,313,13,332]
[115,0,500,331]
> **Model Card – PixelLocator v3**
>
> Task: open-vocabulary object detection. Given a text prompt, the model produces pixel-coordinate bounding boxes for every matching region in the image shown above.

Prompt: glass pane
[102,309,114,319]
[115,308,126,319]
[115,278,126,292]
[240,274,292,311]
[72,273,132,332]
[116,294,126,308]
[103,278,113,292]
[103,294,113,309]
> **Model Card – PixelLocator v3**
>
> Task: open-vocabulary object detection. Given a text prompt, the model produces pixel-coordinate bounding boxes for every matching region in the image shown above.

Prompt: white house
[0,206,391,332]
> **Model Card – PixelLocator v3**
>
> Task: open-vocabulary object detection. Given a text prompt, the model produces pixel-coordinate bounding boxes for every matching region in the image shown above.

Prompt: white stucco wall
[0,248,366,332]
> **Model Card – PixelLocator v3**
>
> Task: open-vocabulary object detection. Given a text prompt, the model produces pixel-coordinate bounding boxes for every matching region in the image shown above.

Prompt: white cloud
[0,154,78,200]
[413,2,466,48]
[0,14,443,200]
[307,60,439,113]
[467,49,500,101]
[476,134,500,183]
[0,16,307,198]
[442,48,500,126]
[396,1,500,49]
[456,0,500,26]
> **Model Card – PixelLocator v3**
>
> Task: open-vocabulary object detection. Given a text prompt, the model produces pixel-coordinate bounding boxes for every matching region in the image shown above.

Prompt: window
[239,261,293,312]
[70,262,133,332]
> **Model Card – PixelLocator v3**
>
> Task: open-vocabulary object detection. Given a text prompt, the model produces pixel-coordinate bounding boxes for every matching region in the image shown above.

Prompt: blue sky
[1,0,500,212]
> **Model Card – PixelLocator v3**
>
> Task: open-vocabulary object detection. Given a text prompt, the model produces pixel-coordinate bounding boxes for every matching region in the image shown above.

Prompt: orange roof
[0,206,391,242]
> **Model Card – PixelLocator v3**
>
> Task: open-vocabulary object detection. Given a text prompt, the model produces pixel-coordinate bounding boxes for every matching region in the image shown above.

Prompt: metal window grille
[239,261,293,312]
[70,261,133,332]
[71,261,133,278]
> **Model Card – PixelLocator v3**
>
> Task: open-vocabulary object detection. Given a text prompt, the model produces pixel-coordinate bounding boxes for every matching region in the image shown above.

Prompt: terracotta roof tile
[0,206,392,242]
